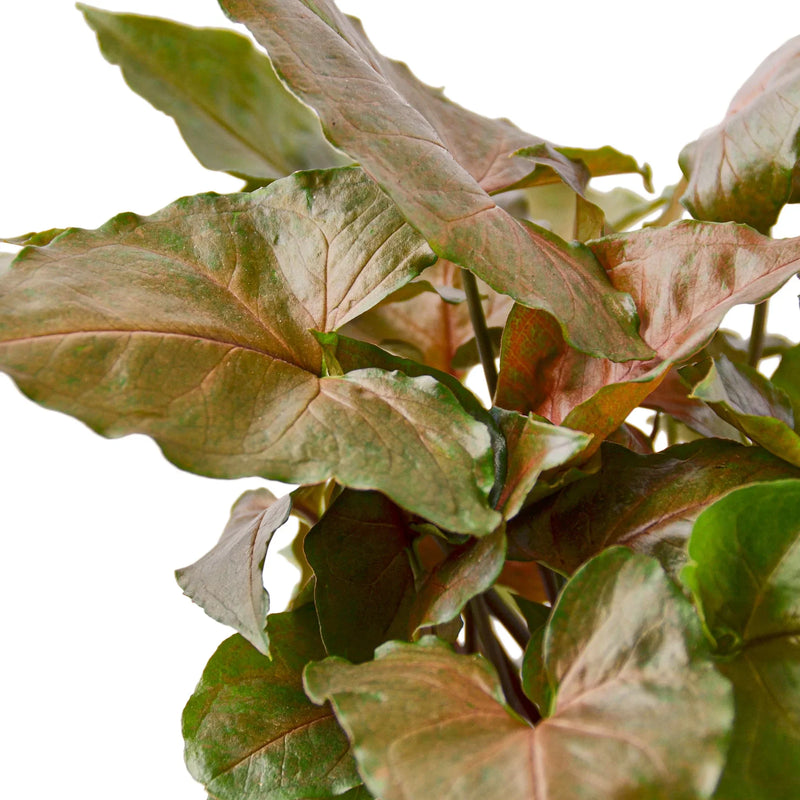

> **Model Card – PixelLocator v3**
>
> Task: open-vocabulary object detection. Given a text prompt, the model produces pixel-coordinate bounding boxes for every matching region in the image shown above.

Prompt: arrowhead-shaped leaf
[304,549,732,800]
[679,35,800,233]
[496,221,800,448]
[689,355,800,467]
[0,168,500,534]
[306,488,506,661]
[340,260,512,375]
[682,481,800,799]
[176,489,291,655]
[218,0,652,361]
[492,409,592,518]
[183,604,361,799]
[506,440,800,576]
[79,4,348,180]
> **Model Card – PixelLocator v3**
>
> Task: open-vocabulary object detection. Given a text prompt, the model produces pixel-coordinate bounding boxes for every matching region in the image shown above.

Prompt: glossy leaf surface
[176,489,290,655]
[0,168,501,534]
[497,221,800,441]
[690,356,800,467]
[506,440,800,575]
[219,0,652,361]
[80,5,348,180]
[772,342,800,421]
[183,605,360,799]
[305,549,731,800]
[679,35,800,233]
[682,481,800,799]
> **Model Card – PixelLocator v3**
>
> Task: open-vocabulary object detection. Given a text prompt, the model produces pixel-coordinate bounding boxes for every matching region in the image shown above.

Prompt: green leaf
[496,220,800,448]
[340,260,512,375]
[304,550,732,800]
[506,440,800,576]
[305,489,415,663]
[219,0,652,362]
[771,342,800,424]
[306,488,506,660]
[176,489,290,655]
[79,5,348,180]
[679,35,800,233]
[682,481,800,799]
[491,409,592,518]
[183,604,361,799]
[0,167,500,534]
[689,355,800,467]
[511,143,652,192]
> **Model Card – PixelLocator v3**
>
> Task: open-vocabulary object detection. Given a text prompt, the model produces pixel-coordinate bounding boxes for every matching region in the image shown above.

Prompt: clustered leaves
[2,3,800,798]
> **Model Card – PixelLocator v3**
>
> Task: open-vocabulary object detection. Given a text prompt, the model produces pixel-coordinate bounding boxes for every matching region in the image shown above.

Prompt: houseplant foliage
[2,1,800,797]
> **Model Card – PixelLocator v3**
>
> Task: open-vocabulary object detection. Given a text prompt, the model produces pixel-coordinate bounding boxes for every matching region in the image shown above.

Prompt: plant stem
[469,595,536,723]
[648,411,662,445]
[537,564,562,607]
[461,268,498,398]
[747,300,769,367]
[484,588,530,649]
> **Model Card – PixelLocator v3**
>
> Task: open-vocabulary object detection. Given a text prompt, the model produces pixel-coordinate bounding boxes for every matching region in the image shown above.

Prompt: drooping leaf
[183,604,361,799]
[679,35,800,233]
[506,440,800,576]
[491,409,592,518]
[79,5,348,180]
[219,0,652,362]
[682,481,800,799]
[176,489,290,655]
[340,260,512,375]
[689,355,800,467]
[306,488,506,660]
[304,549,732,800]
[511,143,652,192]
[0,167,501,534]
[496,221,800,449]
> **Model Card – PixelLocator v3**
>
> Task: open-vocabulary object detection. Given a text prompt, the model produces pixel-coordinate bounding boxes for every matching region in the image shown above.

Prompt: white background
[1,1,798,798]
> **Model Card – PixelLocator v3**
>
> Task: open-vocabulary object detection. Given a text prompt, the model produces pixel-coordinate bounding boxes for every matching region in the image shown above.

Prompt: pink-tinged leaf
[689,356,800,467]
[183,605,361,799]
[218,0,652,361]
[0,168,500,534]
[176,489,290,655]
[492,409,592,518]
[679,35,800,233]
[496,221,800,448]
[340,260,512,375]
[304,550,732,800]
[506,440,800,577]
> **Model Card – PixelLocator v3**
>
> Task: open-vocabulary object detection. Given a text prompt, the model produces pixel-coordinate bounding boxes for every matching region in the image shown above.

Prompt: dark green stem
[461,268,498,398]
[747,300,769,367]
[484,588,530,649]
[648,411,661,445]
[469,596,537,723]
[537,564,563,607]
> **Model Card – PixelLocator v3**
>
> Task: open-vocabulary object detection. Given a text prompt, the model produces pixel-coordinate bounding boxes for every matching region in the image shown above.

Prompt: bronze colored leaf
[304,550,732,800]
[0,168,501,534]
[496,221,800,449]
[176,489,290,655]
[506,440,800,576]
[679,35,800,233]
[219,0,653,362]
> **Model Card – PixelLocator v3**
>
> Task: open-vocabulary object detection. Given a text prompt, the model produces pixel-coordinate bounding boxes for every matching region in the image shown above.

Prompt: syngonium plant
[2,2,800,798]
